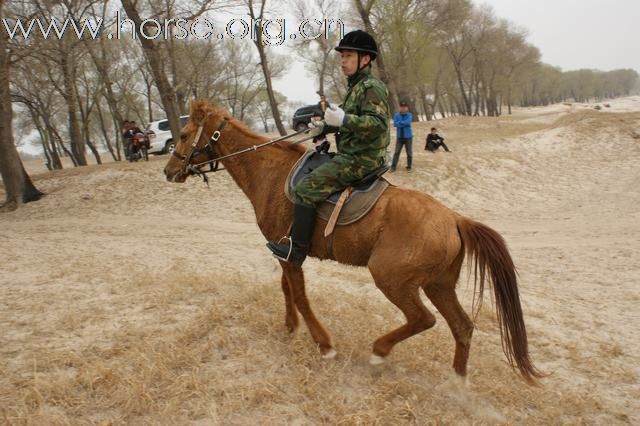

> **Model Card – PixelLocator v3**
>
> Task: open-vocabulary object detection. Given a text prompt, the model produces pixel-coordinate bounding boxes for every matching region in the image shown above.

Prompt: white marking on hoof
[369,354,386,365]
[322,348,337,359]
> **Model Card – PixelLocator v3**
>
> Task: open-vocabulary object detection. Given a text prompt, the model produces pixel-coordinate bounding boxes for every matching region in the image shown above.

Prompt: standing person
[267,29,390,266]
[121,120,132,160]
[425,127,451,152]
[391,101,413,171]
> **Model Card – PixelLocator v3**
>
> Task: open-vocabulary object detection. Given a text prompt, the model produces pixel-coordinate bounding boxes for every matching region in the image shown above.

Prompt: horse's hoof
[285,319,298,335]
[369,354,386,365]
[322,348,337,359]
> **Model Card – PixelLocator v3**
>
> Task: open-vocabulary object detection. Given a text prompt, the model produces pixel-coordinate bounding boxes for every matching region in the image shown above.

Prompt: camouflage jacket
[328,67,390,168]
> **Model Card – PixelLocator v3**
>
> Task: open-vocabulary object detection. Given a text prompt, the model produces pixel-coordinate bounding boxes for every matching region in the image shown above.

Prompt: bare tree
[0,0,42,210]
[246,0,287,135]
[34,0,107,166]
[120,0,217,148]
[291,0,344,99]
[353,0,401,111]
[120,0,182,149]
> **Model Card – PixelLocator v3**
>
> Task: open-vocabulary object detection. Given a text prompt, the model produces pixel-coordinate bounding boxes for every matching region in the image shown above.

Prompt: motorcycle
[129,132,150,162]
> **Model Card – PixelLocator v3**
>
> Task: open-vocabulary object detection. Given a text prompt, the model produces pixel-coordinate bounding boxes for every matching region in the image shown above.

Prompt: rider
[267,30,390,266]
[123,120,144,159]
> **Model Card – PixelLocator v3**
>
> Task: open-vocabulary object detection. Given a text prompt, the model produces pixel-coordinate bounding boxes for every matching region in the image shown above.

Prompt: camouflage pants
[293,153,384,208]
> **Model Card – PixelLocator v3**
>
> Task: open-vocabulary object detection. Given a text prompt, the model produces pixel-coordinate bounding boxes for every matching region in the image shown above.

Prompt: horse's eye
[180,133,187,140]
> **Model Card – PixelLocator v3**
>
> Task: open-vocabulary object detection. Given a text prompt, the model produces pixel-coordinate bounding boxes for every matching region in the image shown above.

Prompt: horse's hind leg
[369,275,436,364]
[281,262,335,358]
[280,272,299,333]
[423,282,474,377]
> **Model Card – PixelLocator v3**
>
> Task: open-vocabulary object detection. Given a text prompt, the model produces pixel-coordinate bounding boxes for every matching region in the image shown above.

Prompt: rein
[172,119,312,185]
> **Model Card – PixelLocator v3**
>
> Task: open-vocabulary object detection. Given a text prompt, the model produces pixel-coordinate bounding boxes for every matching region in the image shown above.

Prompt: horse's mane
[190,99,306,154]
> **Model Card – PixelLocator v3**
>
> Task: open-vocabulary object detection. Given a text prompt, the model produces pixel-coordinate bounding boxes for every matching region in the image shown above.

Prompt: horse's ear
[190,99,209,125]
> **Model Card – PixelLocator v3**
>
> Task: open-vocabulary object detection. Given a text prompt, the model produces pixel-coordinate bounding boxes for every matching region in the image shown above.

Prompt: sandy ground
[1,97,639,424]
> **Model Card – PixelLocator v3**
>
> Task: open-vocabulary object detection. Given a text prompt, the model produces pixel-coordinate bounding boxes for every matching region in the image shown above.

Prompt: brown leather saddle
[284,150,390,239]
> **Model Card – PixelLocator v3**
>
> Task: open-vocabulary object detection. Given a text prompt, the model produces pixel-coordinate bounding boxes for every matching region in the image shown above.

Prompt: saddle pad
[284,150,390,226]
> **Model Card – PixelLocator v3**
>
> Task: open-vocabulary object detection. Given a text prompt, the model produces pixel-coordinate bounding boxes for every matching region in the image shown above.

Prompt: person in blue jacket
[391,101,413,171]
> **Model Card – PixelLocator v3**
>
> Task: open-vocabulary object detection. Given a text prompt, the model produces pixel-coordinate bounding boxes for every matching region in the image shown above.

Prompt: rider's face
[340,51,370,76]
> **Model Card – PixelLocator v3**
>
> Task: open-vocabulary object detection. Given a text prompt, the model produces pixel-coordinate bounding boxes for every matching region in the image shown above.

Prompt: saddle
[284,150,390,238]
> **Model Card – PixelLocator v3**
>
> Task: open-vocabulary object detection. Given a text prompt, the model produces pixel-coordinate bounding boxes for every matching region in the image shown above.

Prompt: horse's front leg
[280,262,336,358]
[280,271,299,333]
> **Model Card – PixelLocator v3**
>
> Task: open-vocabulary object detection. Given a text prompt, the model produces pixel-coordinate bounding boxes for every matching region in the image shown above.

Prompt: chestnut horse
[164,100,542,384]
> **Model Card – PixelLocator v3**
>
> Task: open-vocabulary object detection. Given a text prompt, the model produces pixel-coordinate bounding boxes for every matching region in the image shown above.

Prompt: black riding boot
[267,204,316,266]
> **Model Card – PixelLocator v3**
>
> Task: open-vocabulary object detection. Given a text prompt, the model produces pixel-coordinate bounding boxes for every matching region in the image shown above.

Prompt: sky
[274,0,640,105]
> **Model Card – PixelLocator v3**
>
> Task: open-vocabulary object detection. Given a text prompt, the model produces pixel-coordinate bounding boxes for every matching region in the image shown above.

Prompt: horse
[163,100,543,384]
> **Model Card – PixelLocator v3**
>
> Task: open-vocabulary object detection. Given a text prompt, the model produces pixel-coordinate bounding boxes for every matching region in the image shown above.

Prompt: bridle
[172,116,229,182]
[171,116,312,185]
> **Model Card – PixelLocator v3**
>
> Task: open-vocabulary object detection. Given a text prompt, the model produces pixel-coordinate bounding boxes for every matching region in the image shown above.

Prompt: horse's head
[163,100,226,183]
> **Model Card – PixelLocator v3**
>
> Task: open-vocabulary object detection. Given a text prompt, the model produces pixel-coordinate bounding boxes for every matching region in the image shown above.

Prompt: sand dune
[1,97,639,424]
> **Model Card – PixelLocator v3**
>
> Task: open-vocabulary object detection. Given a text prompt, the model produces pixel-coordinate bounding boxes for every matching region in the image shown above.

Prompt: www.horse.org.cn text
[1,11,346,46]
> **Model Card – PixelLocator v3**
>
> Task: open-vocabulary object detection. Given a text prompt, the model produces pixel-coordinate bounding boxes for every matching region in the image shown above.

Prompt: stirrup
[271,236,294,262]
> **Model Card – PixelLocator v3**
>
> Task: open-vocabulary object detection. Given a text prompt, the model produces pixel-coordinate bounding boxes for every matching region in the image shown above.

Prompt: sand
[1,97,639,424]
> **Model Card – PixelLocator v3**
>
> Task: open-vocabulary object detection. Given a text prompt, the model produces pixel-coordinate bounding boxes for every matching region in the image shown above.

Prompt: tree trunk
[418,86,431,121]
[145,78,153,123]
[437,98,446,119]
[61,55,87,166]
[167,25,188,116]
[452,63,471,116]
[112,117,123,161]
[86,138,101,164]
[87,39,125,140]
[26,105,62,169]
[45,115,78,166]
[96,98,118,161]
[37,121,58,170]
[47,127,63,169]
[0,3,43,209]
[121,0,182,146]
[77,85,102,165]
[253,38,287,135]
[473,78,481,116]
[42,138,53,171]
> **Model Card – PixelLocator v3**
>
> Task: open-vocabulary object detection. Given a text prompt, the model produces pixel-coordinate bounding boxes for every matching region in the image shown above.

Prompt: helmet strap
[356,51,371,72]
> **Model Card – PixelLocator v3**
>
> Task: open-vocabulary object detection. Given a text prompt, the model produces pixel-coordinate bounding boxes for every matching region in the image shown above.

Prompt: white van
[146,115,190,154]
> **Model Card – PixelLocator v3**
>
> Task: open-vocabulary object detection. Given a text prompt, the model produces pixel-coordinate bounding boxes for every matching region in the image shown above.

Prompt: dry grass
[0,268,610,425]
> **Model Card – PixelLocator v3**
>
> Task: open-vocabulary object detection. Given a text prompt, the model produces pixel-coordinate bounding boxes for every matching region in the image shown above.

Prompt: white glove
[324,104,346,127]
[307,118,325,137]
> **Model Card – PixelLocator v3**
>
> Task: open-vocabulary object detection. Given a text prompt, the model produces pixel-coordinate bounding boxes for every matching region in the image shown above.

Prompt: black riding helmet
[334,30,378,60]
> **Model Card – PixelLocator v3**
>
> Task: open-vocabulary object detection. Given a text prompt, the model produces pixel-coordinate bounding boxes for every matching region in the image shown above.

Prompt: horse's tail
[456,216,544,384]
